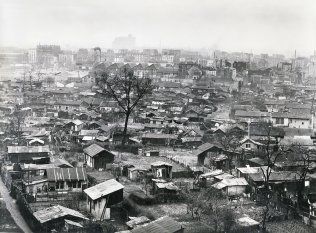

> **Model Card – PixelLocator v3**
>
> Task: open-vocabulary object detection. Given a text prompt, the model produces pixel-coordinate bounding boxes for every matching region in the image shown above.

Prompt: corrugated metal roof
[33,205,88,224]
[131,216,183,233]
[46,167,87,182]
[84,179,124,200]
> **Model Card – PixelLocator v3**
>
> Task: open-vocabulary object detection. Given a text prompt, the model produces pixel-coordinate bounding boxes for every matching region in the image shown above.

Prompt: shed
[84,179,124,220]
[33,205,88,232]
[46,167,88,192]
[83,144,115,169]
[212,178,248,196]
[151,161,173,179]
[128,166,149,181]
[7,145,51,164]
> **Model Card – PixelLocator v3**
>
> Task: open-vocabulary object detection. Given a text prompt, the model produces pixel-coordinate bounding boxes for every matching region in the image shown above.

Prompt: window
[56,181,64,190]
[246,143,251,148]
[276,118,284,124]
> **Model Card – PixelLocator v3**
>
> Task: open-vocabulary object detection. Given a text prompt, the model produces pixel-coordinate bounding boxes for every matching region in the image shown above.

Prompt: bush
[122,198,156,220]
[129,191,156,205]
[113,144,140,154]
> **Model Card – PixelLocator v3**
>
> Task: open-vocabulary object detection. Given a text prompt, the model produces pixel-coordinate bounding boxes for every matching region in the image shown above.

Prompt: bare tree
[183,187,234,233]
[9,104,26,144]
[283,144,311,212]
[98,68,153,145]
[254,121,289,231]
[203,187,234,233]
[216,128,245,174]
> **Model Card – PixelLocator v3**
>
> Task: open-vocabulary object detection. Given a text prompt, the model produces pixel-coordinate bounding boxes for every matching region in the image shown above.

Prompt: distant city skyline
[1,0,316,57]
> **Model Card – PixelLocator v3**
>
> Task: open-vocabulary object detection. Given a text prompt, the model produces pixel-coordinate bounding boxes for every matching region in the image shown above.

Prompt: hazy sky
[1,0,316,56]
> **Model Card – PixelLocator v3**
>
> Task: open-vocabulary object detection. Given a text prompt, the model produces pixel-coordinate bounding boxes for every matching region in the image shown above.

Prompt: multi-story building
[28,48,37,64]
[112,34,136,50]
[36,44,61,67]
[162,54,174,63]
[58,51,75,68]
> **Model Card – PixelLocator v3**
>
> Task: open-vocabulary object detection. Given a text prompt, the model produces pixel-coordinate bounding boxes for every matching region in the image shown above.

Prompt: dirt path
[0,179,33,233]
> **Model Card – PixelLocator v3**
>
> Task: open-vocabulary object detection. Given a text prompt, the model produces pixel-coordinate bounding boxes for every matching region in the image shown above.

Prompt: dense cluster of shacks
[0,56,316,233]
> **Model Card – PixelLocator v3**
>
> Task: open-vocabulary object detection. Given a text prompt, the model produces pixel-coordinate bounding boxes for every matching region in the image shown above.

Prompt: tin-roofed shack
[84,179,124,220]
[46,167,88,192]
[7,145,51,164]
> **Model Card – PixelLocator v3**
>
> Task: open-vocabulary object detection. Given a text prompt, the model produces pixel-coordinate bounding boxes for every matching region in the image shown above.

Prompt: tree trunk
[262,200,269,232]
[122,112,130,145]
[296,181,304,212]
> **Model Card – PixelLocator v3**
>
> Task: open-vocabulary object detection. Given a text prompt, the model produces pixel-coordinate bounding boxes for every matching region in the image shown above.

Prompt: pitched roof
[250,125,285,137]
[236,166,268,174]
[133,63,144,70]
[54,100,82,106]
[235,110,270,118]
[240,138,263,146]
[142,133,177,140]
[283,128,314,137]
[151,161,172,167]
[212,178,248,189]
[84,179,124,200]
[271,112,311,120]
[46,167,87,182]
[67,119,84,126]
[200,170,223,178]
[214,173,234,180]
[192,143,224,157]
[131,216,183,233]
[248,171,299,182]
[33,205,88,224]
[7,146,51,154]
[83,144,106,157]
[79,130,99,136]
[264,99,286,105]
